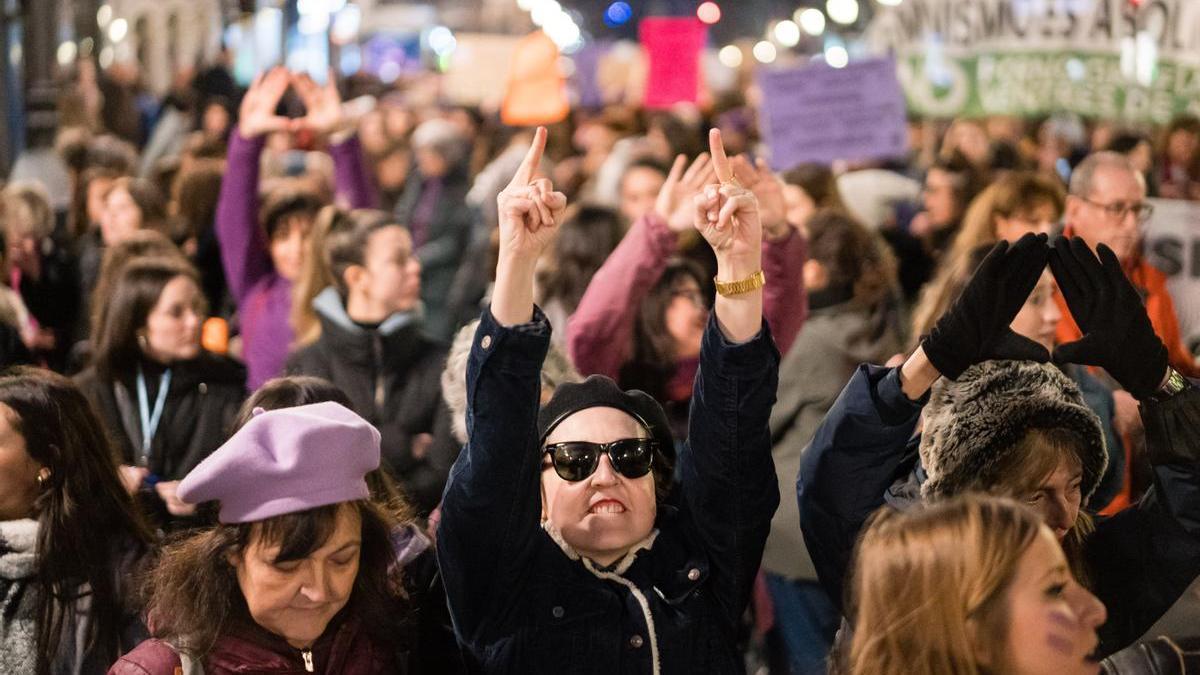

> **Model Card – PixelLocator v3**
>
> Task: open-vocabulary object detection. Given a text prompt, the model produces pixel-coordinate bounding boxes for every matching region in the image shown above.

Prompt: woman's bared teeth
[590,501,626,514]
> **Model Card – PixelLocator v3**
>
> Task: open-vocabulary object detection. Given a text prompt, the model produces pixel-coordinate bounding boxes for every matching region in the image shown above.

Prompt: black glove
[1048,236,1168,399]
[921,233,1051,379]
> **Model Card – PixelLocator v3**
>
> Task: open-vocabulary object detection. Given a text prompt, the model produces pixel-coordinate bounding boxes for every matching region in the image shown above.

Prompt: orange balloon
[202,317,229,355]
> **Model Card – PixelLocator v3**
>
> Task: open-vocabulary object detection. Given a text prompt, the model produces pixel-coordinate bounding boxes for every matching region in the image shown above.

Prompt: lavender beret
[178,402,381,523]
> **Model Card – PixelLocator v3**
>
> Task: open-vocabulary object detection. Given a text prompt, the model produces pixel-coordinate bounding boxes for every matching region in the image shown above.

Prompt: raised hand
[497,127,565,262]
[695,129,764,343]
[730,155,788,239]
[921,233,1051,380]
[492,127,567,326]
[238,67,295,139]
[655,152,716,233]
[293,70,351,137]
[693,129,762,265]
[1049,236,1168,398]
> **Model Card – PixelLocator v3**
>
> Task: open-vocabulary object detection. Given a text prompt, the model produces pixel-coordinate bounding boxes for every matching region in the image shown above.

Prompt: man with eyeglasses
[1059,151,1197,379]
[1058,151,1198,512]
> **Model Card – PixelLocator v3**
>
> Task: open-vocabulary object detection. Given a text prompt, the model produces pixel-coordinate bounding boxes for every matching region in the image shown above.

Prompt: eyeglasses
[543,438,657,482]
[1078,197,1155,224]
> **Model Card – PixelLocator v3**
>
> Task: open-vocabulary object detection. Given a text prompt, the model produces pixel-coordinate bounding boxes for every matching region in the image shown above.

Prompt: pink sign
[639,17,707,109]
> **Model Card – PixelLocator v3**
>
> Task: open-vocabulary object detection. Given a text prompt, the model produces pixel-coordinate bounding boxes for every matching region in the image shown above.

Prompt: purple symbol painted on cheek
[1045,609,1079,657]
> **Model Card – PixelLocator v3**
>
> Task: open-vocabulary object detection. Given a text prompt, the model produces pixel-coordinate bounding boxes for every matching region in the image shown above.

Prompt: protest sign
[757,57,908,169]
[571,42,611,109]
[443,33,520,108]
[501,31,570,126]
[867,0,1200,123]
[1144,198,1200,350]
[639,18,707,109]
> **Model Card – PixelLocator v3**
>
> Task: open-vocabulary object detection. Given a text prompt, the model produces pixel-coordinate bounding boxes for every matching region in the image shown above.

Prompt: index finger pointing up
[709,128,733,184]
[510,126,548,187]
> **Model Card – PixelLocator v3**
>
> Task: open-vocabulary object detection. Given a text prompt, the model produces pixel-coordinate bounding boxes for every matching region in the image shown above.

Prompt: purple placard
[758,57,908,170]
[572,42,611,110]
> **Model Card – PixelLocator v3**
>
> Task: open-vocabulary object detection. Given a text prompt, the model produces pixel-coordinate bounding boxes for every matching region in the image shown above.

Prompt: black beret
[537,375,674,453]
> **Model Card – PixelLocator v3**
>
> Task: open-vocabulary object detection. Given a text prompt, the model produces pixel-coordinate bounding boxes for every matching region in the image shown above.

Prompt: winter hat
[178,402,381,523]
[920,360,1107,503]
[538,375,673,447]
[538,375,676,495]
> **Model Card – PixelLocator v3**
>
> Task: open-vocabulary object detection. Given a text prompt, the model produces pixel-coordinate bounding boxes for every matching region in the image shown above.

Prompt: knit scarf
[0,519,40,674]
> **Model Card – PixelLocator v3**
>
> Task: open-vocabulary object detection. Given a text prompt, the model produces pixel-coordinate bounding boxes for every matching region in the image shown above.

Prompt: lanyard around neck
[136,364,172,459]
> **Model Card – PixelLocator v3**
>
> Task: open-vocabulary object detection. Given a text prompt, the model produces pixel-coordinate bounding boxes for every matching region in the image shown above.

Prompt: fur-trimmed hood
[920,360,1108,504]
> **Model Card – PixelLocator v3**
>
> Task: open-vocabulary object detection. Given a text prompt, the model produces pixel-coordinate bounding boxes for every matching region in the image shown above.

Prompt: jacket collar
[312,287,421,338]
[0,519,38,580]
[206,610,353,672]
[311,287,427,367]
[541,520,660,577]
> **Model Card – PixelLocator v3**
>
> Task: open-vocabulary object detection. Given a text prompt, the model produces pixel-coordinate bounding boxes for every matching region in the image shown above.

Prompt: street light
[825,44,849,68]
[697,2,721,25]
[774,20,801,47]
[718,44,743,68]
[826,0,859,25]
[753,40,777,64]
[796,8,826,36]
[108,18,128,43]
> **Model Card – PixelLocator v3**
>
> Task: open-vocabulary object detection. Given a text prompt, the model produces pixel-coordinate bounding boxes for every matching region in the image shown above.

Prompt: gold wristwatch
[1148,367,1190,402]
[714,270,766,297]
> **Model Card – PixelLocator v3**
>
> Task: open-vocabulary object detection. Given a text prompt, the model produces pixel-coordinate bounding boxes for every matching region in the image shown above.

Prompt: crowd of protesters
[0,52,1198,675]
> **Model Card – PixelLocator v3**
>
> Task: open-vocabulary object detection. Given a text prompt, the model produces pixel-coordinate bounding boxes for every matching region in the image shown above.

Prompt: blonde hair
[1,182,54,241]
[946,172,1064,266]
[441,320,581,444]
[848,495,1043,675]
[290,205,341,348]
[908,246,987,353]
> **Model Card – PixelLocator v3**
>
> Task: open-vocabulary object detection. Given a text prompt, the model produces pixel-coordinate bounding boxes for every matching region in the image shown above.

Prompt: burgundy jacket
[567,212,808,380]
[108,615,401,675]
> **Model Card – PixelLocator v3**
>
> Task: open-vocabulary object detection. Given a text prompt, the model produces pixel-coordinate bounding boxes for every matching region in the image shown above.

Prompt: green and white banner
[867,0,1200,122]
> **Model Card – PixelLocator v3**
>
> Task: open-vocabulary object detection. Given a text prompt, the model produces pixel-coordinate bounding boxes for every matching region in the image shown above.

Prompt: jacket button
[629,635,644,649]
[551,606,564,619]
[687,568,701,581]
[480,335,493,349]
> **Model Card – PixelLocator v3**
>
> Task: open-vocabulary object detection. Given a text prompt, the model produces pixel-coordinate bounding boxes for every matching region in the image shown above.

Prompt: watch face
[1155,369,1188,401]
[1168,370,1187,393]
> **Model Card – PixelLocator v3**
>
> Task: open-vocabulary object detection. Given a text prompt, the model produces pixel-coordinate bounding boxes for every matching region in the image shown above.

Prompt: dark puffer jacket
[798,363,1200,657]
[287,288,455,515]
[75,352,246,527]
[437,307,780,674]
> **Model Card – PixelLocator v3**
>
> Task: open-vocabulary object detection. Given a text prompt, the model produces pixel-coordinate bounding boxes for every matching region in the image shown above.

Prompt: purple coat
[215,131,377,389]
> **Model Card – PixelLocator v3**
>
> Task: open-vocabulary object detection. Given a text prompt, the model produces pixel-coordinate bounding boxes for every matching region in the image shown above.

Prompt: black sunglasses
[543,438,657,482]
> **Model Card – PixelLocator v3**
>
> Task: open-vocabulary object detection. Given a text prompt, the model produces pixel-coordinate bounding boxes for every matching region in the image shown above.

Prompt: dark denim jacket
[437,306,780,674]
[798,364,1200,657]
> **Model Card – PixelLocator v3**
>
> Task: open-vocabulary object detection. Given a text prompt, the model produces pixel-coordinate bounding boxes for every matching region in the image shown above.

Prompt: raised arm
[798,364,926,610]
[1050,237,1200,533]
[215,68,294,303]
[731,154,807,354]
[437,128,567,641]
[676,129,778,625]
[801,233,1053,608]
[567,153,714,378]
